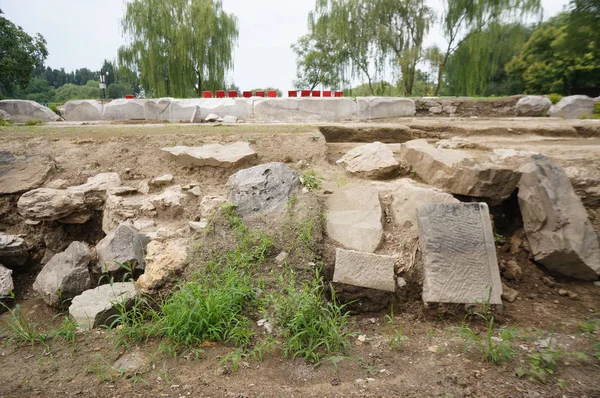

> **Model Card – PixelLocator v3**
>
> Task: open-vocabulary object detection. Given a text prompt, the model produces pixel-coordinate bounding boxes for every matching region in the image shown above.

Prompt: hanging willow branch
[118,0,238,98]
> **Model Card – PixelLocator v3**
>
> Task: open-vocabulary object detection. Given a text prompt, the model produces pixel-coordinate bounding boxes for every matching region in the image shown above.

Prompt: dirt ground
[1,118,599,398]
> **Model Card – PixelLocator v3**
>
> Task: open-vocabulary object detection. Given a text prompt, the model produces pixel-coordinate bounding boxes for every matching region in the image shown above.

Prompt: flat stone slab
[356,97,416,119]
[417,202,502,304]
[337,142,400,179]
[325,184,383,253]
[162,142,257,168]
[0,151,54,195]
[333,249,396,292]
[69,282,137,330]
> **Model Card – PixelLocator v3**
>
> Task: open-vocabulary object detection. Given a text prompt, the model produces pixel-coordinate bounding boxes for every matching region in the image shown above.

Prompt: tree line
[1,0,598,103]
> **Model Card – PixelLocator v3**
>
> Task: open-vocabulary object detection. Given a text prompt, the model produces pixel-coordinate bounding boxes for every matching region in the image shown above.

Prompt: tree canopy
[118,0,238,98]
[0,10,48,96]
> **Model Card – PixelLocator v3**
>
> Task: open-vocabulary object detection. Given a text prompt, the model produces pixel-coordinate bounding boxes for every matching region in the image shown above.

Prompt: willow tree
[302,0,431,96]
[445,22,532,96]
[118,0,238,98]
[291,33,347,90]
[435,0,542,95]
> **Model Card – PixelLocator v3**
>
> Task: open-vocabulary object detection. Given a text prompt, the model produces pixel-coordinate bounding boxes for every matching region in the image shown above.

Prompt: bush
[547,93,562,104]
[24,119,43,126]
[49,103,61,116]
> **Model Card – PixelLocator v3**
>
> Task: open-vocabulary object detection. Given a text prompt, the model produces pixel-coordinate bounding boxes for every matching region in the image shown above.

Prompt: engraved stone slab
[333,249,396,292]
[417,202,502,304]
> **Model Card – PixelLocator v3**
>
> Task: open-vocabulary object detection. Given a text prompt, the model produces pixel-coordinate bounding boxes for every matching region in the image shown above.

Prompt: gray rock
[45,179,69,189]
[222,115,238,123]
[33,242,91,307]
[333,249,396,292]
[228,163,300,216]
[389,179,459,272]
[204,113,219,122]
[0,100,61,123]
[356,97,416,119]
[549,95,595,119]
[17,172,121,222]
[515,96,552,116]
[417,202,503,305]
[95,223,148,274]
[400,139,521,204]
[112,349,149,375]
[0,108,12,122]
[64,100,104,121]
[200,195,228,218]
[0,264,14,296]
[0,234,28,269]
[69,282,137,330]
[190,105,203,123]
[0,151,55,195]
[336,142,400,179]
[189,220,208,232]
[325,184,383,253]
[136,238,188,293]
[518,155,600,280]
[150,174,173,187]
[501,285,519,303]
[162,142,257,169]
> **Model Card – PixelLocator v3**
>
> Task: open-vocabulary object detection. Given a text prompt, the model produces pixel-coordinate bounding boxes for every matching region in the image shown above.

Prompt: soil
[1,119,599,398]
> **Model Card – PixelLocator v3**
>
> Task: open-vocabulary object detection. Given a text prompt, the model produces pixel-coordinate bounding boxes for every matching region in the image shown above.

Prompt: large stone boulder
[333,249,396,292]
[417,202,503,305]
[162,142,257,168]
[518,155,600,280]
[228,163,300,216]
[0,234,28,269]
[169,98,251,121]
[18,172,121,223]
[253,98,357,122]
[336,142,400,179]
[95,223,148,274]
[356,97,416,119]
[69,282,137,330]
[389,179,460,272]
[549,95,595,119]
[400,139,521,204]
[103,99,145,120]
[63,100,104,121]
[325,184,383,253]
[33,242,91,307]
[0,109,12,122]
[136,238,188,292]
[515,96,552,116]
[0,264,14,296]
[0,151,54,195]
[0,100,61,123]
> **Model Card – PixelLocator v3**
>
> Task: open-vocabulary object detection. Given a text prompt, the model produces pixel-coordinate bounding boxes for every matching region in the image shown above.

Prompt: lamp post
[99,71,109,99]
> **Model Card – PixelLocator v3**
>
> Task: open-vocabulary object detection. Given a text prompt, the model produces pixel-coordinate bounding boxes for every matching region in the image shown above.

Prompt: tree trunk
[435,61,446,96]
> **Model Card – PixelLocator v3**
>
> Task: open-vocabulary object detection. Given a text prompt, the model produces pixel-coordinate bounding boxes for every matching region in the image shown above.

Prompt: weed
[1,303,52,347]
[384,305,395,324]
[54,316,79,346]
[516,343,563,384]
[300,170,324,191]
[0,119,11,127]
[578,318,599,334]
[450,293,520,364]
[24,119,43,126]
[98,261,135,285]
[334,175,348,187]
[272,271,353,363]
[49,104,61,116]
[219,349,247,372]
[388,327,406,351]
[494,233,504,243]
[409,168,418,179]
[108,295,158,348]
[250,337,279,361]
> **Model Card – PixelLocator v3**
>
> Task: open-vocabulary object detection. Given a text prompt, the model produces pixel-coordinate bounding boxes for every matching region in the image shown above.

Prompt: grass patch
[271,271,353,363]
[300,170,324,192]
[24,119,43,126]
[1,304,52,348]
[547,93,562,105]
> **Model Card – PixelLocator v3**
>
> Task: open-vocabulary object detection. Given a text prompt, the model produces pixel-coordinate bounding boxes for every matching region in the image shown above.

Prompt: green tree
[292,33,346,90]
[435,0,542,95]
[0,10,48,95]
[506,13,600,95]
[118,0,238,98]
[54,80,101,102]
[107,83,132,99]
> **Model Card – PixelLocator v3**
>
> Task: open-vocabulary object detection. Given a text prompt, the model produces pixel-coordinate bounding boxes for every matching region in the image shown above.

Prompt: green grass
[24,119,43,126]
[271,271,353,363]
[1,304,52,347]
[300,170,324,192]
[388,327,406,351]
[547,93,562,105]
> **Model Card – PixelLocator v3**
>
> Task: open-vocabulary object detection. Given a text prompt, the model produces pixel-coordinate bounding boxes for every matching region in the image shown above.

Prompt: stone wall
[414,96,523,117]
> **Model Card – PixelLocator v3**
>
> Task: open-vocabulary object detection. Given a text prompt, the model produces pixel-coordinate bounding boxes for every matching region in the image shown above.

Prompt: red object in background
[288,90,298,97]
[255,91,265,97]
[267,90,277,98]
[334,91,344,97]
[228,91,238,98]
[300,90,311,97]
[203,91,213,98]
[312,90,321,97]
[124,95,135,99]
[216,90,226,98]
[323,91,332,97]
[242,91,252,98]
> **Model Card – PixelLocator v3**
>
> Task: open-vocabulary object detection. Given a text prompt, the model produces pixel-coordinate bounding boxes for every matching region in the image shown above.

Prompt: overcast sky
[2,0,570,91]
